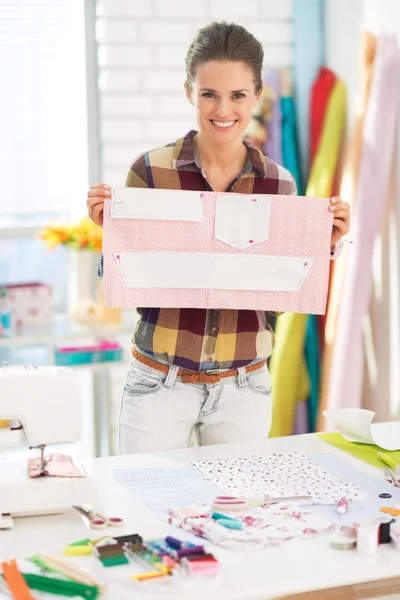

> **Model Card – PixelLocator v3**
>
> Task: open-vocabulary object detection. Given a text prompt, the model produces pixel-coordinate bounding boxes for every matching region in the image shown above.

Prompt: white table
[2,434,400,599]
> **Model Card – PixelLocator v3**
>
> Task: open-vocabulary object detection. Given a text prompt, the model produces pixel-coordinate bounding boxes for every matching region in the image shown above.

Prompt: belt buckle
[206,371,221,382]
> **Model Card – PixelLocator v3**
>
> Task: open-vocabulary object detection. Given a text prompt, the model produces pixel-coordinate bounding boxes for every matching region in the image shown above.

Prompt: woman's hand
[87,183,111,228]
[329,196,350,247]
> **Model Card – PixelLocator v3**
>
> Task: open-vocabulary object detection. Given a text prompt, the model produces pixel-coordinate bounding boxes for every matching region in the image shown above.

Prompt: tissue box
[1,282,53,328]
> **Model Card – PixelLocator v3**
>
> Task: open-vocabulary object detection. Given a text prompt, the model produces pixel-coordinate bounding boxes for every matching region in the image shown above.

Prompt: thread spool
[329,533,357,550]
[357,523,379,554]
[176,545,205,559]
[390,525,400,550]
[181,557,219,577]
[376,517,393,544]
[63,544,92,556]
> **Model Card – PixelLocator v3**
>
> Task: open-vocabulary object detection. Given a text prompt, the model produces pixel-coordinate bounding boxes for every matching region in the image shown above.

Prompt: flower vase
[68,250,100,323]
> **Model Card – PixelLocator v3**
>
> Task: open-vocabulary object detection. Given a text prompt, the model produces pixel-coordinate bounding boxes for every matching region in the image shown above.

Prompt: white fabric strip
[115,252,314,292]
[111,187,204,221]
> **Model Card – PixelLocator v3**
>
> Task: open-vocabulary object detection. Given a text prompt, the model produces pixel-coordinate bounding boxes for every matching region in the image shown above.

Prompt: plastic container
[54,342,123,366]
[0,288,12,338]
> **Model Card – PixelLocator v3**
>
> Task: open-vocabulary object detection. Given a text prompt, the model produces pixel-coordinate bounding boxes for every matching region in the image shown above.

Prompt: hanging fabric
[317,31,377,430]
[309,68,337,163]
[300,79,347,433]
[304,66,339,433]
[263,69,283,165]
[280,69,301,193]
[269,0,325,438]
[269,312,309,438]
[327,34,400,415]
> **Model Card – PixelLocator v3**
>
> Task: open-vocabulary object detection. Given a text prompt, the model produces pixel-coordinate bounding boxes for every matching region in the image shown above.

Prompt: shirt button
[211,327,217,333]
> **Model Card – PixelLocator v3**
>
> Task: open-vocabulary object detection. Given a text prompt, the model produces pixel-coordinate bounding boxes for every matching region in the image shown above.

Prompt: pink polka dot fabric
[103,192,333,314]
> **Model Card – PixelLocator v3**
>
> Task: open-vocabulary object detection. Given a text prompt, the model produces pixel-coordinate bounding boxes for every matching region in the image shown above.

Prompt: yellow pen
[131,571,167,582]
[378,452,400,474]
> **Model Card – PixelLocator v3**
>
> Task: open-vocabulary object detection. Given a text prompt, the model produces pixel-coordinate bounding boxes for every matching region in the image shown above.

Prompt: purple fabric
[264,69,283,165]
[292,401,309,435]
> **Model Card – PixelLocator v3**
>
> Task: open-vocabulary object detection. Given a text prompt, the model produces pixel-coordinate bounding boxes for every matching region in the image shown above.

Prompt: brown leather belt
[132,348,266,385]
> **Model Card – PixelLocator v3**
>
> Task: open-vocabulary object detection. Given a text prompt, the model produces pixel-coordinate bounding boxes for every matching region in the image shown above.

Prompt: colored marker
[378,452,400,474]
[132,571,167,582]
[67,537,91,547]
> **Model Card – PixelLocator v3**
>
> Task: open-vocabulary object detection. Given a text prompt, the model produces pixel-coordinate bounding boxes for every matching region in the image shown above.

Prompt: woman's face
[186,60,262,144]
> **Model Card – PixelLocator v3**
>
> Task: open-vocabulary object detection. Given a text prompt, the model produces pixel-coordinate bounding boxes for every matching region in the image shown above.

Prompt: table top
[2,433,400,600]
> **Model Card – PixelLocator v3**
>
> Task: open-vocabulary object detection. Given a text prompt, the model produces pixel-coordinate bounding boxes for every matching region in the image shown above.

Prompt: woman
[87,22,350,455]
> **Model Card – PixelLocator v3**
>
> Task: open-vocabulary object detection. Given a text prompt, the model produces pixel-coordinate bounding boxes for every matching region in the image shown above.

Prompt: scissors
[74,505,125,530]
[211,495,311,512]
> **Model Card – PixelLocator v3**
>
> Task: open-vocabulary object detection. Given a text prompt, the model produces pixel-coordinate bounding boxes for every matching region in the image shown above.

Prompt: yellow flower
[37,218,103,252]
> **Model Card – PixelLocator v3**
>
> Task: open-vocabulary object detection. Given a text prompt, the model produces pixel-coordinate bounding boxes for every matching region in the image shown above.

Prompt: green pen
[22,573,100,599]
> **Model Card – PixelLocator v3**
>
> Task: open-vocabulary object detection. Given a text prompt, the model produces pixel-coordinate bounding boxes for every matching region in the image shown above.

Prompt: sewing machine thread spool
[356,523,379,554]
[63,545,93,556]
[99,554,129,567]
[175,545,205,559]
[328,533,357,551]
[376,516,393,544]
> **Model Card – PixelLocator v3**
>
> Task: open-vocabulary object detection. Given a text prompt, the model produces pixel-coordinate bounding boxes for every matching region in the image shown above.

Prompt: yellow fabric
[270,79,346,438]
[317,32,377,431]
[269,313,309,437]
[306,80,347,198]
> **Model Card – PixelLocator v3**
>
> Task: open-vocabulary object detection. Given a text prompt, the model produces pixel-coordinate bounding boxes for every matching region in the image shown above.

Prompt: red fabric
[309,67,338,359]
[309,67,337,162]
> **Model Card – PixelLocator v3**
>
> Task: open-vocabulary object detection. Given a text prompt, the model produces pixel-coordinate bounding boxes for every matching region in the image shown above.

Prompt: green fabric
[316,432,400,468]
[305,315,320,432]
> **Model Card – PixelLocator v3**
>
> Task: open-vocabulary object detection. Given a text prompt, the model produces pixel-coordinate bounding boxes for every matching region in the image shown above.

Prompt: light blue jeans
[119,353,273,454]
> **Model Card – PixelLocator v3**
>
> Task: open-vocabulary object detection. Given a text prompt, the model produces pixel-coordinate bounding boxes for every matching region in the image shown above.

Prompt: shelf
[0,313,133,348]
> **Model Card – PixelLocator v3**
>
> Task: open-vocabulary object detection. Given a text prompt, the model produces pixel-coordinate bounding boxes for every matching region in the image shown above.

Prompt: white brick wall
[96,0,294,175]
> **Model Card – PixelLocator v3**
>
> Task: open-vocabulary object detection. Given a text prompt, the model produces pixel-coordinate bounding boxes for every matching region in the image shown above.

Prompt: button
[379,493,392,499]
[211,327,217,333]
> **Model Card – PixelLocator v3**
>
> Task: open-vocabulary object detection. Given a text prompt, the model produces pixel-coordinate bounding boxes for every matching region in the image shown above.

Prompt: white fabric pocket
[215,194,271,249]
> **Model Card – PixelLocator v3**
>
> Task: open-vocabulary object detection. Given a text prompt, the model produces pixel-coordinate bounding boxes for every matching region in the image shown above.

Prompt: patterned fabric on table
[193,452,365,504]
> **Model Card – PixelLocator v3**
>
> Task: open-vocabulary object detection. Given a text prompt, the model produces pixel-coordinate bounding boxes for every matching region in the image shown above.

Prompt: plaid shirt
[101,130,297,371]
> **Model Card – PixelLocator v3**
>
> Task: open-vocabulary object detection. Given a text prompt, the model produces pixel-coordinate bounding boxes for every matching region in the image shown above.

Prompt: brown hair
[185,21,264,93]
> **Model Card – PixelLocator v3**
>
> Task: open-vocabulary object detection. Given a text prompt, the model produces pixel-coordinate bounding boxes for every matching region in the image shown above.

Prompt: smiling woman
[87,21,350,456]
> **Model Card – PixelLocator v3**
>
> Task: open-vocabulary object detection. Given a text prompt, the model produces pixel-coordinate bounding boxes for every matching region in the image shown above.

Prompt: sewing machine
[0,365,93,528]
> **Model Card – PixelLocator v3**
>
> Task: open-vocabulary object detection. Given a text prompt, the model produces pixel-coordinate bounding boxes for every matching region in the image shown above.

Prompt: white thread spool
[357,523,379,554]
[329,533,357,550]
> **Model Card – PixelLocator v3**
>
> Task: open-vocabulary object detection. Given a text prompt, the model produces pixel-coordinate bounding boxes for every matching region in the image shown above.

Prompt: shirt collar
[172,129,268,179]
